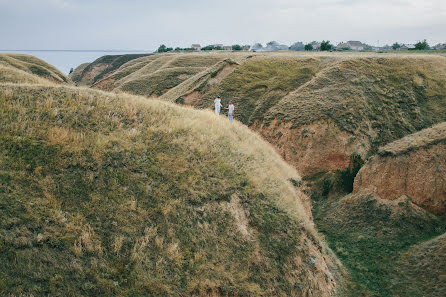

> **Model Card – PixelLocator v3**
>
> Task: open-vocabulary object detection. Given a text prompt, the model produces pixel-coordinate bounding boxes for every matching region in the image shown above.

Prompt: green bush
[304,44,313,51]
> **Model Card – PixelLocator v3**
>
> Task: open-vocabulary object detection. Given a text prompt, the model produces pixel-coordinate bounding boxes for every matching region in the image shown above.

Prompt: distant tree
[174,47,182,51]
[232,44,242,51]
[267,41,278,46]
[320,40,333,51]
[304,43,313,51]
[363,44,373,51]
[69,67,74,74]
[392,42,401,50]
[157,44,172,53]
[415,39,429,50]
[251,43,263,51]
[201,45,220,51]
[289,42,305,51]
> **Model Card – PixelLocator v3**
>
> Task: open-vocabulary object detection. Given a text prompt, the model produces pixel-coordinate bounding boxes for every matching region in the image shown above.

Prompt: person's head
[217,96,221,99]
[229,101,233,105]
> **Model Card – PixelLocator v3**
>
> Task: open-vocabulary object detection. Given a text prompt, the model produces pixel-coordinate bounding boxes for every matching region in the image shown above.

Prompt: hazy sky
[1,0,445,50]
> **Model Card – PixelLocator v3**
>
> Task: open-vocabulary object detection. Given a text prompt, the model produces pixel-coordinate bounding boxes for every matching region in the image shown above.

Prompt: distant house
[223,46,232,51]
[432,43,446,50]
[191,44,201,51]
[336,41,365,51]
[347,41,365,51]
[312,42,321,51]
[399,44,415,50]
[262,41,289,51]
[213,44,224,48]
[336,42,350,50]
[289,42,305,51]
[251,43,263,51]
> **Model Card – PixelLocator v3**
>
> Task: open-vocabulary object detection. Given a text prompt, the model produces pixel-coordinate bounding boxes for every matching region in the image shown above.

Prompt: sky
[1,0,445,50]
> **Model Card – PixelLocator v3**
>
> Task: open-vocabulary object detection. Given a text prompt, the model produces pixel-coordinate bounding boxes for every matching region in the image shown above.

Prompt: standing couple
[214,96,234,123]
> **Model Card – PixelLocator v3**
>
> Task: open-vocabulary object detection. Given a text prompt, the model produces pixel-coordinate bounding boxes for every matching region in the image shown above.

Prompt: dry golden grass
[0,53,69,83]
[0,81,339,296]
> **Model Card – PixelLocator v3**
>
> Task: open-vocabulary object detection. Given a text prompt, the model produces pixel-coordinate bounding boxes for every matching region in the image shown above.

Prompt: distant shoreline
[0,50,152,53]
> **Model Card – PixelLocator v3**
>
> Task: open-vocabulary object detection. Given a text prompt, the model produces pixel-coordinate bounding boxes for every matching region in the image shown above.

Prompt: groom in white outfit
[214,96,222,115]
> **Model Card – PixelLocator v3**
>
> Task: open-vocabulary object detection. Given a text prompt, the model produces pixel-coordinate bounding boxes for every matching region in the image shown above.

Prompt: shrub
[304,44,313,51]
[320,40,333,51]
[415,40,429,50]
[157,45,173,53]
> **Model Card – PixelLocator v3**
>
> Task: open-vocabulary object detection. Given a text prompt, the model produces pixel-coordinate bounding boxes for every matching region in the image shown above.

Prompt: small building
[347,41,365,51]
[399,44,415,50]
[289,42,305,51]
[312,42,321,51]
[223,46,232,51]
[191,44,201,51]
[336,42,350,50]
[336,41,365,51]
[432,43,446,50]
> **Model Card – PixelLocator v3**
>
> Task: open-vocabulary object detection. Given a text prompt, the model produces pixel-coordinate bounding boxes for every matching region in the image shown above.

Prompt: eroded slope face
[0,53,69,83]
[0,84,341,296]
[85,53,446,180]
[354,122,446,215]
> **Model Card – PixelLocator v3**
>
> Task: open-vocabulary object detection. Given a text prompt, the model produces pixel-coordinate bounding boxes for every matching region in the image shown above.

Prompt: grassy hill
[0,53,69,84]
[0,80,343,296]
[70,53,152,86]
[312,191,446,296]
[392,232,446,296]
[76,52,446,188]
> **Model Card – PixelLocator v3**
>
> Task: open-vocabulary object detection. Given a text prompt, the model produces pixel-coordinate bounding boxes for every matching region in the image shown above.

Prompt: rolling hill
[0,53,69,84]
[74,52,446,190]
[0,75,344,296]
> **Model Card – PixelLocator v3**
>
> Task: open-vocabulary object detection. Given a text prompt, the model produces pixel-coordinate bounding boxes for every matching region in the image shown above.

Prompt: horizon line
[0,49,154,53]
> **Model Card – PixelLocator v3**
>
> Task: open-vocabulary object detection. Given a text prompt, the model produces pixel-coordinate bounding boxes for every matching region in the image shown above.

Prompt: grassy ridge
[82,52,446,162]
[0,83,339,296]
[74,54,151,86]
[0,53,69,83]
[265,56,446,153]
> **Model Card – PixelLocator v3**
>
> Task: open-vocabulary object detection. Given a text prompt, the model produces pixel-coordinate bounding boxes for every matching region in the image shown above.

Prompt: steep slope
[312,190,446,296]
[391,232,446,296]
[71,53,150,86]
[0,53,69,83]
[0,83,342,296]
[79,53,446,183]
[69,62,89,83]
[354,122,446,215]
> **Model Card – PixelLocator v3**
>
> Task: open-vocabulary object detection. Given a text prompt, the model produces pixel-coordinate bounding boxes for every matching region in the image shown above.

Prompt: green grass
[194,56,323,125]
[312,192,446,296]
[264,56,446,155]
[0,83,338,296]
[118,67,205,96]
